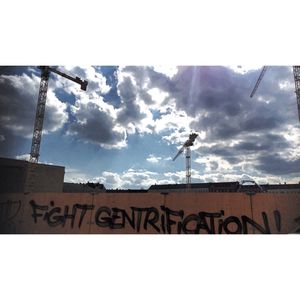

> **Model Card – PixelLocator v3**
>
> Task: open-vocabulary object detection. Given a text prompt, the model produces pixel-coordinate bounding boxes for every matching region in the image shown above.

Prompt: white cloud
[14,153,54,165]
[227,65,261,74]
[154,106,194,136]
[163,171,186,183]
[116,67,185,136]
[146,154,162,163]
[152,66,178,78]
[278,79,294,91]
[43,90,68,134]
[51,66,111,95]
[96,168,160,189]
[97,171,124,187]
[15,153,30,161]
[147,87,169,104]
[64,167,91,183]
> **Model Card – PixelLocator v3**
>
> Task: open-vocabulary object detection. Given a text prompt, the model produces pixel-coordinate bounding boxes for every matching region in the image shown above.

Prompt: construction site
[1,66,300,234]
[3,7,300,300]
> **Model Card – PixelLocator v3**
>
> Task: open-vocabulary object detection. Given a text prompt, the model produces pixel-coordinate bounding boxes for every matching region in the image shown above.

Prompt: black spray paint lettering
[29,200,283,234]
[181,214,201,234]
[95,206,158,232]
[30,200,94,228]
[292,216,300,233]
[160,206,184,234]
[0,199,21,223]
[274,210,281,232]
[202,211,224,234]
[143,207,160,233]
[181,211,225,234]
[222,216,243,234]
[241,213,270,234]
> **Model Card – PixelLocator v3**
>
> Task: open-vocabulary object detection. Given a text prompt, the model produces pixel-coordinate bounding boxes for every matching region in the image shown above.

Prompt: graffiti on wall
[29,200,282,234]
[291,216,300,233]
[0,199,22,233]
[0,199,21,222]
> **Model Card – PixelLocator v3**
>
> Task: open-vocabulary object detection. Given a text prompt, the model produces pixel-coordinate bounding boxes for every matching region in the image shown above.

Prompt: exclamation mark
[274,210,281,232]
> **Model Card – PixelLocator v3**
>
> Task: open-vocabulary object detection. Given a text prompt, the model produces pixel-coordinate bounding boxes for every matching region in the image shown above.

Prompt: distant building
[208,182,239,192]
[149,183,210,193]
[149,182,300,194]
[0,157,64,193]
[106,189,148,193]
[261,184,300,194]
[63,182,106,193]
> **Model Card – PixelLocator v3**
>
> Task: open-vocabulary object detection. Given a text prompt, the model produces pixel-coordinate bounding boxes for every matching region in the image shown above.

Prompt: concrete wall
[0,158,27,193]
[0,192,299,234]
[0,158,64,193]
[32,163,64,192]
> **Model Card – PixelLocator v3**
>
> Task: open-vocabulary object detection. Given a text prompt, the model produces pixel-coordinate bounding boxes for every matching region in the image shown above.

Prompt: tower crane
[30,66,88,163]
[172,132,198,189]
[250,66,300,121]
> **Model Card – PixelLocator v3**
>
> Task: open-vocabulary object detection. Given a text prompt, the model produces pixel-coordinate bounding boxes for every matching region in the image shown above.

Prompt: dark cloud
[68,101,125,148]
[122,66,174,92]
[0,74,38,137]
[170,66,250,117]
[198,145,243,164]
[242,115,280,131]
[117,75,147,126]
[183,67,292,140]
[256,154,300,175]
[224,103,242,116]
[0,69,68,158]
[234,134,290,152]
[198,133,292,168]
[0,128,28,158]
[119,66,294,141]
[115,66,300,179]
[0,72,68,138]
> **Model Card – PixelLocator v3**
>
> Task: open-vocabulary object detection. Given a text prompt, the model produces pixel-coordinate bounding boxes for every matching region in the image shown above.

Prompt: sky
[1,65,300,189]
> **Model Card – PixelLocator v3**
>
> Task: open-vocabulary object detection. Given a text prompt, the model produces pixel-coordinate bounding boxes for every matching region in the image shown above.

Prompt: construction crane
[172,132,198,189]
[30,66,88,163]
[250,66,268,98]
[250,66,300,121]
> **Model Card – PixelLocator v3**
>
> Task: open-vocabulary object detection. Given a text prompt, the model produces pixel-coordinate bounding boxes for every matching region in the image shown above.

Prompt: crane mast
[29,66,88,163]
[30,67,50,163]
[292,66,300,120]
[185,146,192,188]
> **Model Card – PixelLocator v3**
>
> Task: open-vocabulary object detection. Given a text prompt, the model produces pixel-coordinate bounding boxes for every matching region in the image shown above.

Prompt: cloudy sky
[0,65,300,188]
